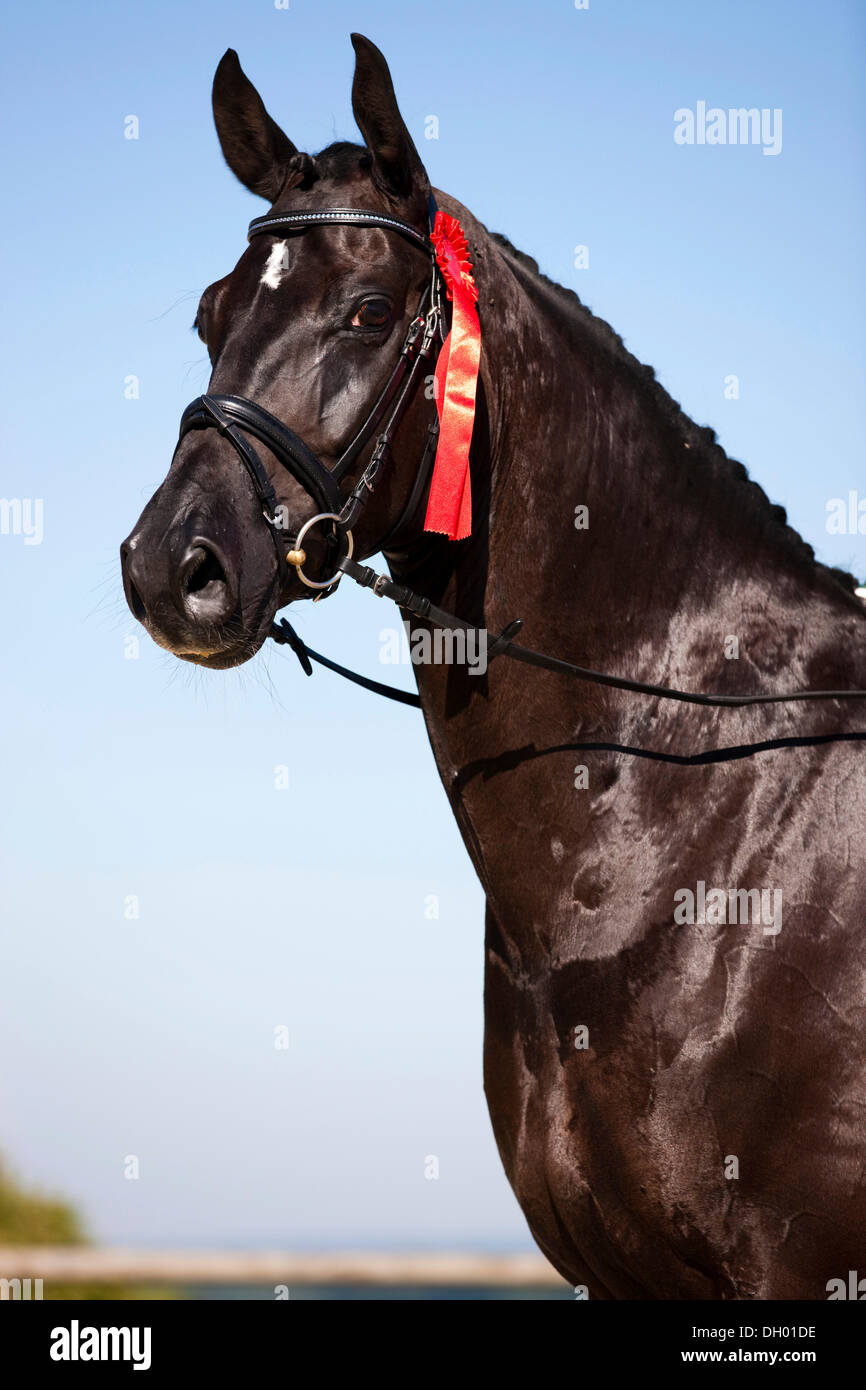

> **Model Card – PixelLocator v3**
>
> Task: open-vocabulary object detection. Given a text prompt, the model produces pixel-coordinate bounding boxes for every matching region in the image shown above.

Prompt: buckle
[363,435,389,490]
[421,307,440,354]
[403,315,425,354]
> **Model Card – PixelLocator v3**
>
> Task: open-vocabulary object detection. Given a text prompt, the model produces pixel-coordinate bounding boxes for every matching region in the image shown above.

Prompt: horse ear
[212,50,299,202]
[350,34,429,205]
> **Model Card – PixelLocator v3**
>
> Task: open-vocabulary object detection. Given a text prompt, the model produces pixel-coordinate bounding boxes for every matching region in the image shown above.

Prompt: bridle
[177,204,446,595]
[173,204,866,722]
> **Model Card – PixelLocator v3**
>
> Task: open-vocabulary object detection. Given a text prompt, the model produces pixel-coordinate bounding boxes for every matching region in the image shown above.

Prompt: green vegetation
[0,1156,177,1300]
[0,1157,84,1245]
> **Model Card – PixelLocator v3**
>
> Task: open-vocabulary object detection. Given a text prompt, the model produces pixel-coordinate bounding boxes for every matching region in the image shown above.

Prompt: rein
[176,206,866,717]
[275,555,866,714]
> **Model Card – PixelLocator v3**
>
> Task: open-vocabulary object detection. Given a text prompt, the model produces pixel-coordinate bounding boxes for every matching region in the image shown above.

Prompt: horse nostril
[184,546,225,595]
[180,543,232,619]
[127,579,147,622]
[121,541,148,621]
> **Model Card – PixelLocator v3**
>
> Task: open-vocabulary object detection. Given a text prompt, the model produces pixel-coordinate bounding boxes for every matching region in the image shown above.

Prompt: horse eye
[351,298,391,330]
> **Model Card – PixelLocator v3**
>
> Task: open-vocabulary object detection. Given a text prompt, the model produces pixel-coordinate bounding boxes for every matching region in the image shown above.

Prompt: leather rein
[176,206,866,716]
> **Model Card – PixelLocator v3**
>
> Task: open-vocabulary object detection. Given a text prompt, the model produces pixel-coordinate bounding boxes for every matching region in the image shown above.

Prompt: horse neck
[399,209,866,741]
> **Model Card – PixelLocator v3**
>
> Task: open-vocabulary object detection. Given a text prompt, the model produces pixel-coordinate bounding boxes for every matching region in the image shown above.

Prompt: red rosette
[431,213,479,306]
[423,212,481,541]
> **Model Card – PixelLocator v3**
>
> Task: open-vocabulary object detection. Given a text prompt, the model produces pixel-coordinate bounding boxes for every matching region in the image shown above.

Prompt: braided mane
[490,232,860,597]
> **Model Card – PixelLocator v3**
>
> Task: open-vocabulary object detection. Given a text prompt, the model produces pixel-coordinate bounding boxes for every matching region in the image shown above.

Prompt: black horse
[121,35,866,1298]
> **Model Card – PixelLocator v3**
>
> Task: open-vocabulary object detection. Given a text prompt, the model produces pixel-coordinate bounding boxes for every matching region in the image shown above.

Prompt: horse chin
[170,566,319,668]
[177,644,261,670]
[170,596,281,670]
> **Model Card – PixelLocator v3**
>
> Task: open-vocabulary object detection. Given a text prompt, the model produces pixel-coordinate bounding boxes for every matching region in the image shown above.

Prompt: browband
[247,208,434,256]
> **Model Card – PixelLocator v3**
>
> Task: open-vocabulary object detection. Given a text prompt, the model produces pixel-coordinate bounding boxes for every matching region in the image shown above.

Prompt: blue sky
[1,0,864,1248]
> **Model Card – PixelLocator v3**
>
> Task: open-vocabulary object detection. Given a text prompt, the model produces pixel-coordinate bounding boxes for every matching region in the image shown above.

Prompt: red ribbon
[423,212,481,541]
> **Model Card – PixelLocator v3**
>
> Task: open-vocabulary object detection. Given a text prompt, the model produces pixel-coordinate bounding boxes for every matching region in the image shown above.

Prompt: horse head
[121,36,441,669]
